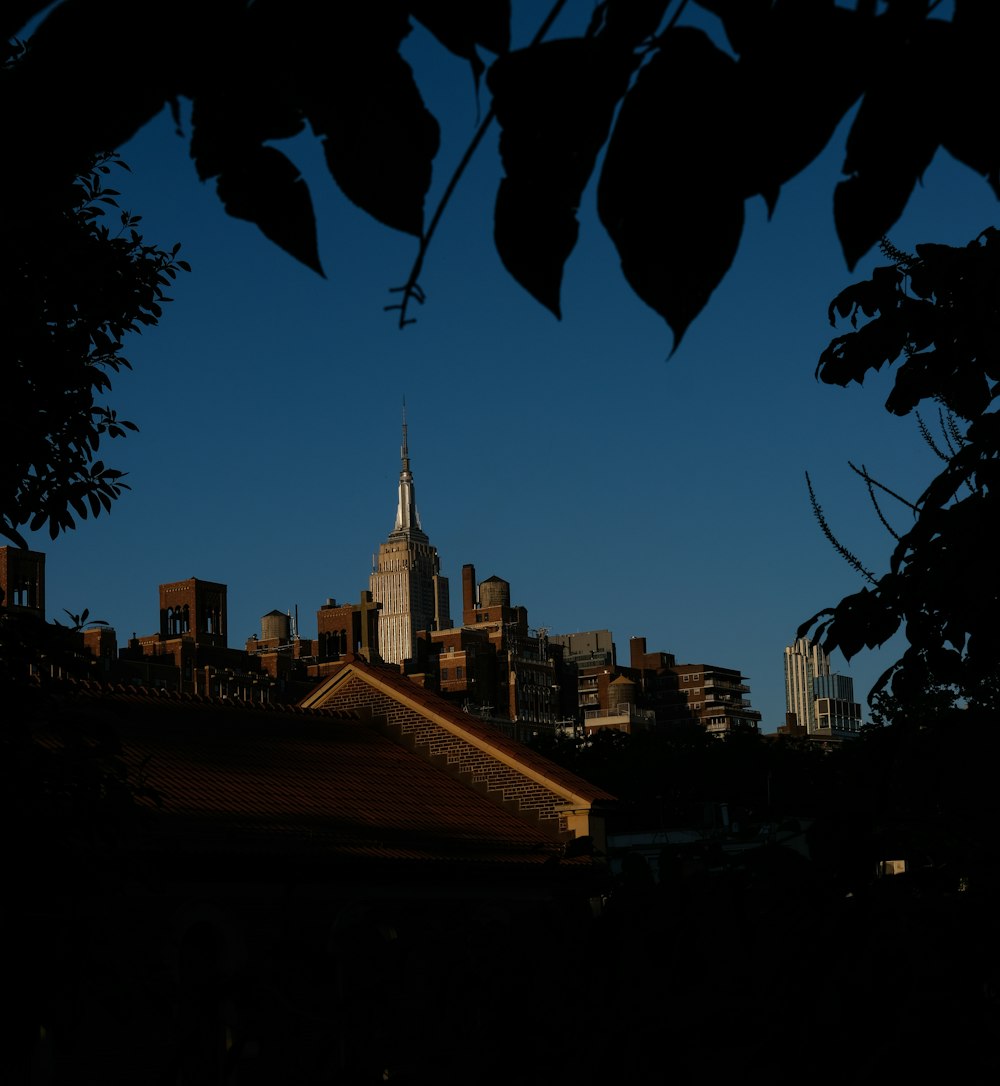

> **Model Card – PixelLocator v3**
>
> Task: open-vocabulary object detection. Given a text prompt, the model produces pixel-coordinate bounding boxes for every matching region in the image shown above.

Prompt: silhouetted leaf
[215,146,323,275]
[411,0,511,88]
[835,20,948,268]
[490,38,637,317]
[594,0,671,49]
[734,3,871,214]
[692,0,771,56]
[597,27,744,347]
[306,10,439,238]
[952,0,1000,148]
[806,227,1000,706]
[17,0,192,170]
[3,152,187,543]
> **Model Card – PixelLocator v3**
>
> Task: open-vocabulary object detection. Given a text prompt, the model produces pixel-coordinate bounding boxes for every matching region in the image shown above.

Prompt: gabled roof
[301,656,615,808]
[49,682,597,873]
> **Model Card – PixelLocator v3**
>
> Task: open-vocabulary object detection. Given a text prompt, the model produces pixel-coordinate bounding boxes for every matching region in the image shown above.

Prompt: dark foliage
[531,726,831,820]
[5,1,997,347]
[801,228,1000,707]
[0,609,157,858]
[1,151,189,547]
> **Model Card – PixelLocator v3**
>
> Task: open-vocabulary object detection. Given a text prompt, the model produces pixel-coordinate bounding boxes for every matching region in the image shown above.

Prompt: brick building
[551,633,683,731]
[314,591,380,662]
[544,631,762,736]
[30,666,615,1083]
[0,544,45,617]
[669,660,763,735]
[120,577,294,700]
[419,564,561,739]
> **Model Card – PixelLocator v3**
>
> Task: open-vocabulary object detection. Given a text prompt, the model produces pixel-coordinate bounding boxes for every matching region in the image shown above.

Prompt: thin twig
[847,461,920,513]
[806,471,877,584]
[857,463,901,542]
[938,409,979,498]
[943,407,965,454]
[916,410,949,462]
[387,0,574,328]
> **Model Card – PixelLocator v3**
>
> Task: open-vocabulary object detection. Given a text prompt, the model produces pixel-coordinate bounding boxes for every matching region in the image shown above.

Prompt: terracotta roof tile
[58,688,575,868]
[307,659,616,803]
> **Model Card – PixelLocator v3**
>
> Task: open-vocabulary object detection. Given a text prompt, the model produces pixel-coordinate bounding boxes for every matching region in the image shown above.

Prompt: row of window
[441,667,465,681]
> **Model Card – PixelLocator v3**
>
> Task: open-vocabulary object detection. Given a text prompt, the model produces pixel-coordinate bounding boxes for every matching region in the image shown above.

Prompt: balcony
[706,695,753,709]
[585,705,655,725]
[704,682,751,694]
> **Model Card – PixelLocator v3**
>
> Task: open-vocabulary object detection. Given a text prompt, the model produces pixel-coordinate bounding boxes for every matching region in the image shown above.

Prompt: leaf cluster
[801,228,1000,708]
[1,152,189,546]
[6,1,998,347]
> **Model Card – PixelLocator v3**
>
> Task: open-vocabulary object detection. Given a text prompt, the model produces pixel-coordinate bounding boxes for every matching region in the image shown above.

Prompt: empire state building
[369,412,451,664]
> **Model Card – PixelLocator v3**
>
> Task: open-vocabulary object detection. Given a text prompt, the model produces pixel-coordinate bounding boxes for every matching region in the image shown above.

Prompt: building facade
[369,412,451,664]
[670,661,762,735]
[0,545,45,618]
[784,637,863,737]
[784,636,831,732]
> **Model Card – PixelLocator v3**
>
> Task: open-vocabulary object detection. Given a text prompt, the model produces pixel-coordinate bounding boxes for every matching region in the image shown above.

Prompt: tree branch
[386,0,585,328]
[806,471,877,584]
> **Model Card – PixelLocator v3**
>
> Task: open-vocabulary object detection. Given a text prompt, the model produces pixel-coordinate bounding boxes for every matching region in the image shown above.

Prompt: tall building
[783,637,862,737]
[812,673,864,736]
[784,637,830,732]
[369,411,451,664]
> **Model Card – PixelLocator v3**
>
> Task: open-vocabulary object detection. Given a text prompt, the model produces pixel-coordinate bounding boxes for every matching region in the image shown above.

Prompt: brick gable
[325,673,570,833]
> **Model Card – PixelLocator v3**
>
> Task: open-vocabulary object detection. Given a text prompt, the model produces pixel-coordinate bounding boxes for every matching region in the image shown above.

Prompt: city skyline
[13,422,800,733]
[16,4,998,732]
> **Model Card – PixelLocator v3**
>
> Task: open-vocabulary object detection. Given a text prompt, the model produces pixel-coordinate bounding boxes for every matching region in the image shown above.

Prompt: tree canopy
[1,151,188,547]
[800,227,1000,708]
[5,1,998,346]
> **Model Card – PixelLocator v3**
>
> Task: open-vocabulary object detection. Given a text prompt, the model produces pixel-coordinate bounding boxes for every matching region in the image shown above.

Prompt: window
[457,666,464,679]
[441,668,449,680]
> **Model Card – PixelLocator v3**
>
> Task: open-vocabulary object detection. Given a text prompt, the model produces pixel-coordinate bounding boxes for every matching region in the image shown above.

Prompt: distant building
[549,629,615,669]
[369,410,451,664]
[245,607,319,681]
[628,636,683,725]
[812,672,863,737]
[546,633,760,736]
[123,577,296,700]
[783,637,862,738]
[669,661,762,735]
[0,545,45,618]
[314,592,380,663]
[784,636,830,732]
[418,564,561,739]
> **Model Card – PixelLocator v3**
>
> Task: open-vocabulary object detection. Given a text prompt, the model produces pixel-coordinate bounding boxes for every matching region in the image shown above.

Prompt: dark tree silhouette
[800,228,1000,708]
[5,1,997,346]
[1,150,189,546]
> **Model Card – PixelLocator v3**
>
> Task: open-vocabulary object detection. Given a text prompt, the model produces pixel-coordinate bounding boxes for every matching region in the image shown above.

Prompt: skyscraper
[784,636,830,732]
[784,637,863,737]
[369,410,451,664]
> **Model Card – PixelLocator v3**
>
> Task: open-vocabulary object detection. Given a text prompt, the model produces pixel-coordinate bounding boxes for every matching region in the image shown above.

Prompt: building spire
[393,399,422,536]
[401,397,410,472]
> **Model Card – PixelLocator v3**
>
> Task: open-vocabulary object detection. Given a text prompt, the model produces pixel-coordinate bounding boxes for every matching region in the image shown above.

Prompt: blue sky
[25,3,998,730]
